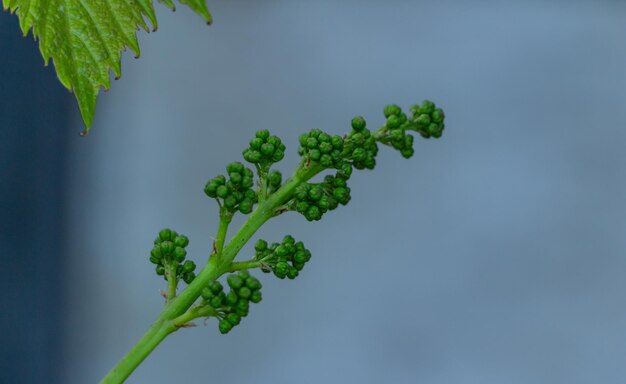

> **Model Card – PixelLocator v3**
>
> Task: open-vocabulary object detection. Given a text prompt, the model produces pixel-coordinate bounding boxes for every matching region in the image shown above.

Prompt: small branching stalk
[100,101,445,383]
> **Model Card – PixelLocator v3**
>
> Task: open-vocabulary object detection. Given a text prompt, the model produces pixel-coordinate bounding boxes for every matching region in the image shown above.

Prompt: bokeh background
[2,1,626,383]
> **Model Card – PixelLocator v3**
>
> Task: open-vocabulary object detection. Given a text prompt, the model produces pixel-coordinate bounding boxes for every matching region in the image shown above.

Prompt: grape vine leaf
[2,0,211,133]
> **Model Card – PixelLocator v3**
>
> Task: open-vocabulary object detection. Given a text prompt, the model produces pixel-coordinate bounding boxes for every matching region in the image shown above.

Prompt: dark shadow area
[0,10,73,384]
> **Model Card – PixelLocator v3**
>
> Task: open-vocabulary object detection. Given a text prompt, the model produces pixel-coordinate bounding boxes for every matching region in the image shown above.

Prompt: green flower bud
[255,239,268,252]
[201,287,213,300]
[416,114,431,125]
[320,154,333,168]
[208,281,224,294]
[245,150,263,163]
[204,181,218,197]
[418,100,435,115]
[333,188,350,204]
[308,186,323,201]
[275,245,288,257]
[225,291,238,305]
[269,170,282,188]
[219,319,233,334]
[236,299,249,312]
[150,247,163,259]
[250,290,262,303]
[210,295,223,308]
[331,135,344,149]
[256,129,270,140]
[295,201,309,213]
[294,251,308,264]
[159,229,174,242]
[351,116,366,131]
[227,275,244,289]
[260,143,275,156]
[238,287,252,299]
[286,266,299,279]
[246,277,262,291]
[401,148,414,158]
[245,190,257,200]
[352,147,366,162]
[390,128,404,141]
[319,142,333,154]
[386,115,401,129]
[230,172,242,185]
[249,138,263,150]
[384,104,401,118]
[432,108,444,123]
[274,262,289,279]
[216,185,229,198]
[174,247,187,262]
[182,272,195,284]
[227,162,244,175]
[242,175,254,189]
[305,205,322,221]
[224,195,237,209]
[182,260,196,273]
[306,137,318,149]
[295,184,309,200]
[339,163,352,178]
[156,265,165,276]
[333,177,347,188]
[272,150,285,162]
[309,149,321,161]
[239,199,253,214]
[267,136,281,147]
[238,270,251,280]
[174,235,189,248]
[226,313,241,326]
[160,241,175,255]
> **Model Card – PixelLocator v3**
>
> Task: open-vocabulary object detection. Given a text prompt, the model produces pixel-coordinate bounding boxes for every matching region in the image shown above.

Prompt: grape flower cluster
[204,162,258,214]
[201,270,263,334]
[149,228,196,284]
[254,235,312,279]
[148,101,445,336]
[242,129,286,167]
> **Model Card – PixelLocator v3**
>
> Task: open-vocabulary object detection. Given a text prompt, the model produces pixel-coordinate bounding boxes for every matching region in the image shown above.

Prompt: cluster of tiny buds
[254,235,312,279]
[291,173,351,221]
[383,101,444,155]
[298,129,345,169]
[344,117,379,169]
[150,228,196,284]
[201,270,262,334]
[204,162,258,214]
[243,129,286,165]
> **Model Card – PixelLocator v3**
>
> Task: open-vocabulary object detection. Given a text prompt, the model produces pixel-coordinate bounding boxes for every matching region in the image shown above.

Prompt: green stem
[214,208,231,259]
[228,259,262,272]
[100,317,176,384]
[172,305,220,327]
[166,262,178,303]
[101,160,325,384]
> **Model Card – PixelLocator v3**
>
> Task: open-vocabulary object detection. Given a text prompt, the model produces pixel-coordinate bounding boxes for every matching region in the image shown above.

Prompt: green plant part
[100,100,445,384]
[2,0,212,132]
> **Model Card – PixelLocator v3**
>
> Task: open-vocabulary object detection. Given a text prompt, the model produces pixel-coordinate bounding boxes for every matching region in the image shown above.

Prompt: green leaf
[2,0,212,133]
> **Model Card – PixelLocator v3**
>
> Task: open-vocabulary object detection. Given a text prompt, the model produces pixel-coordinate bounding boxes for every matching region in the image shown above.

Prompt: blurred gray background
[3,1,626,383]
